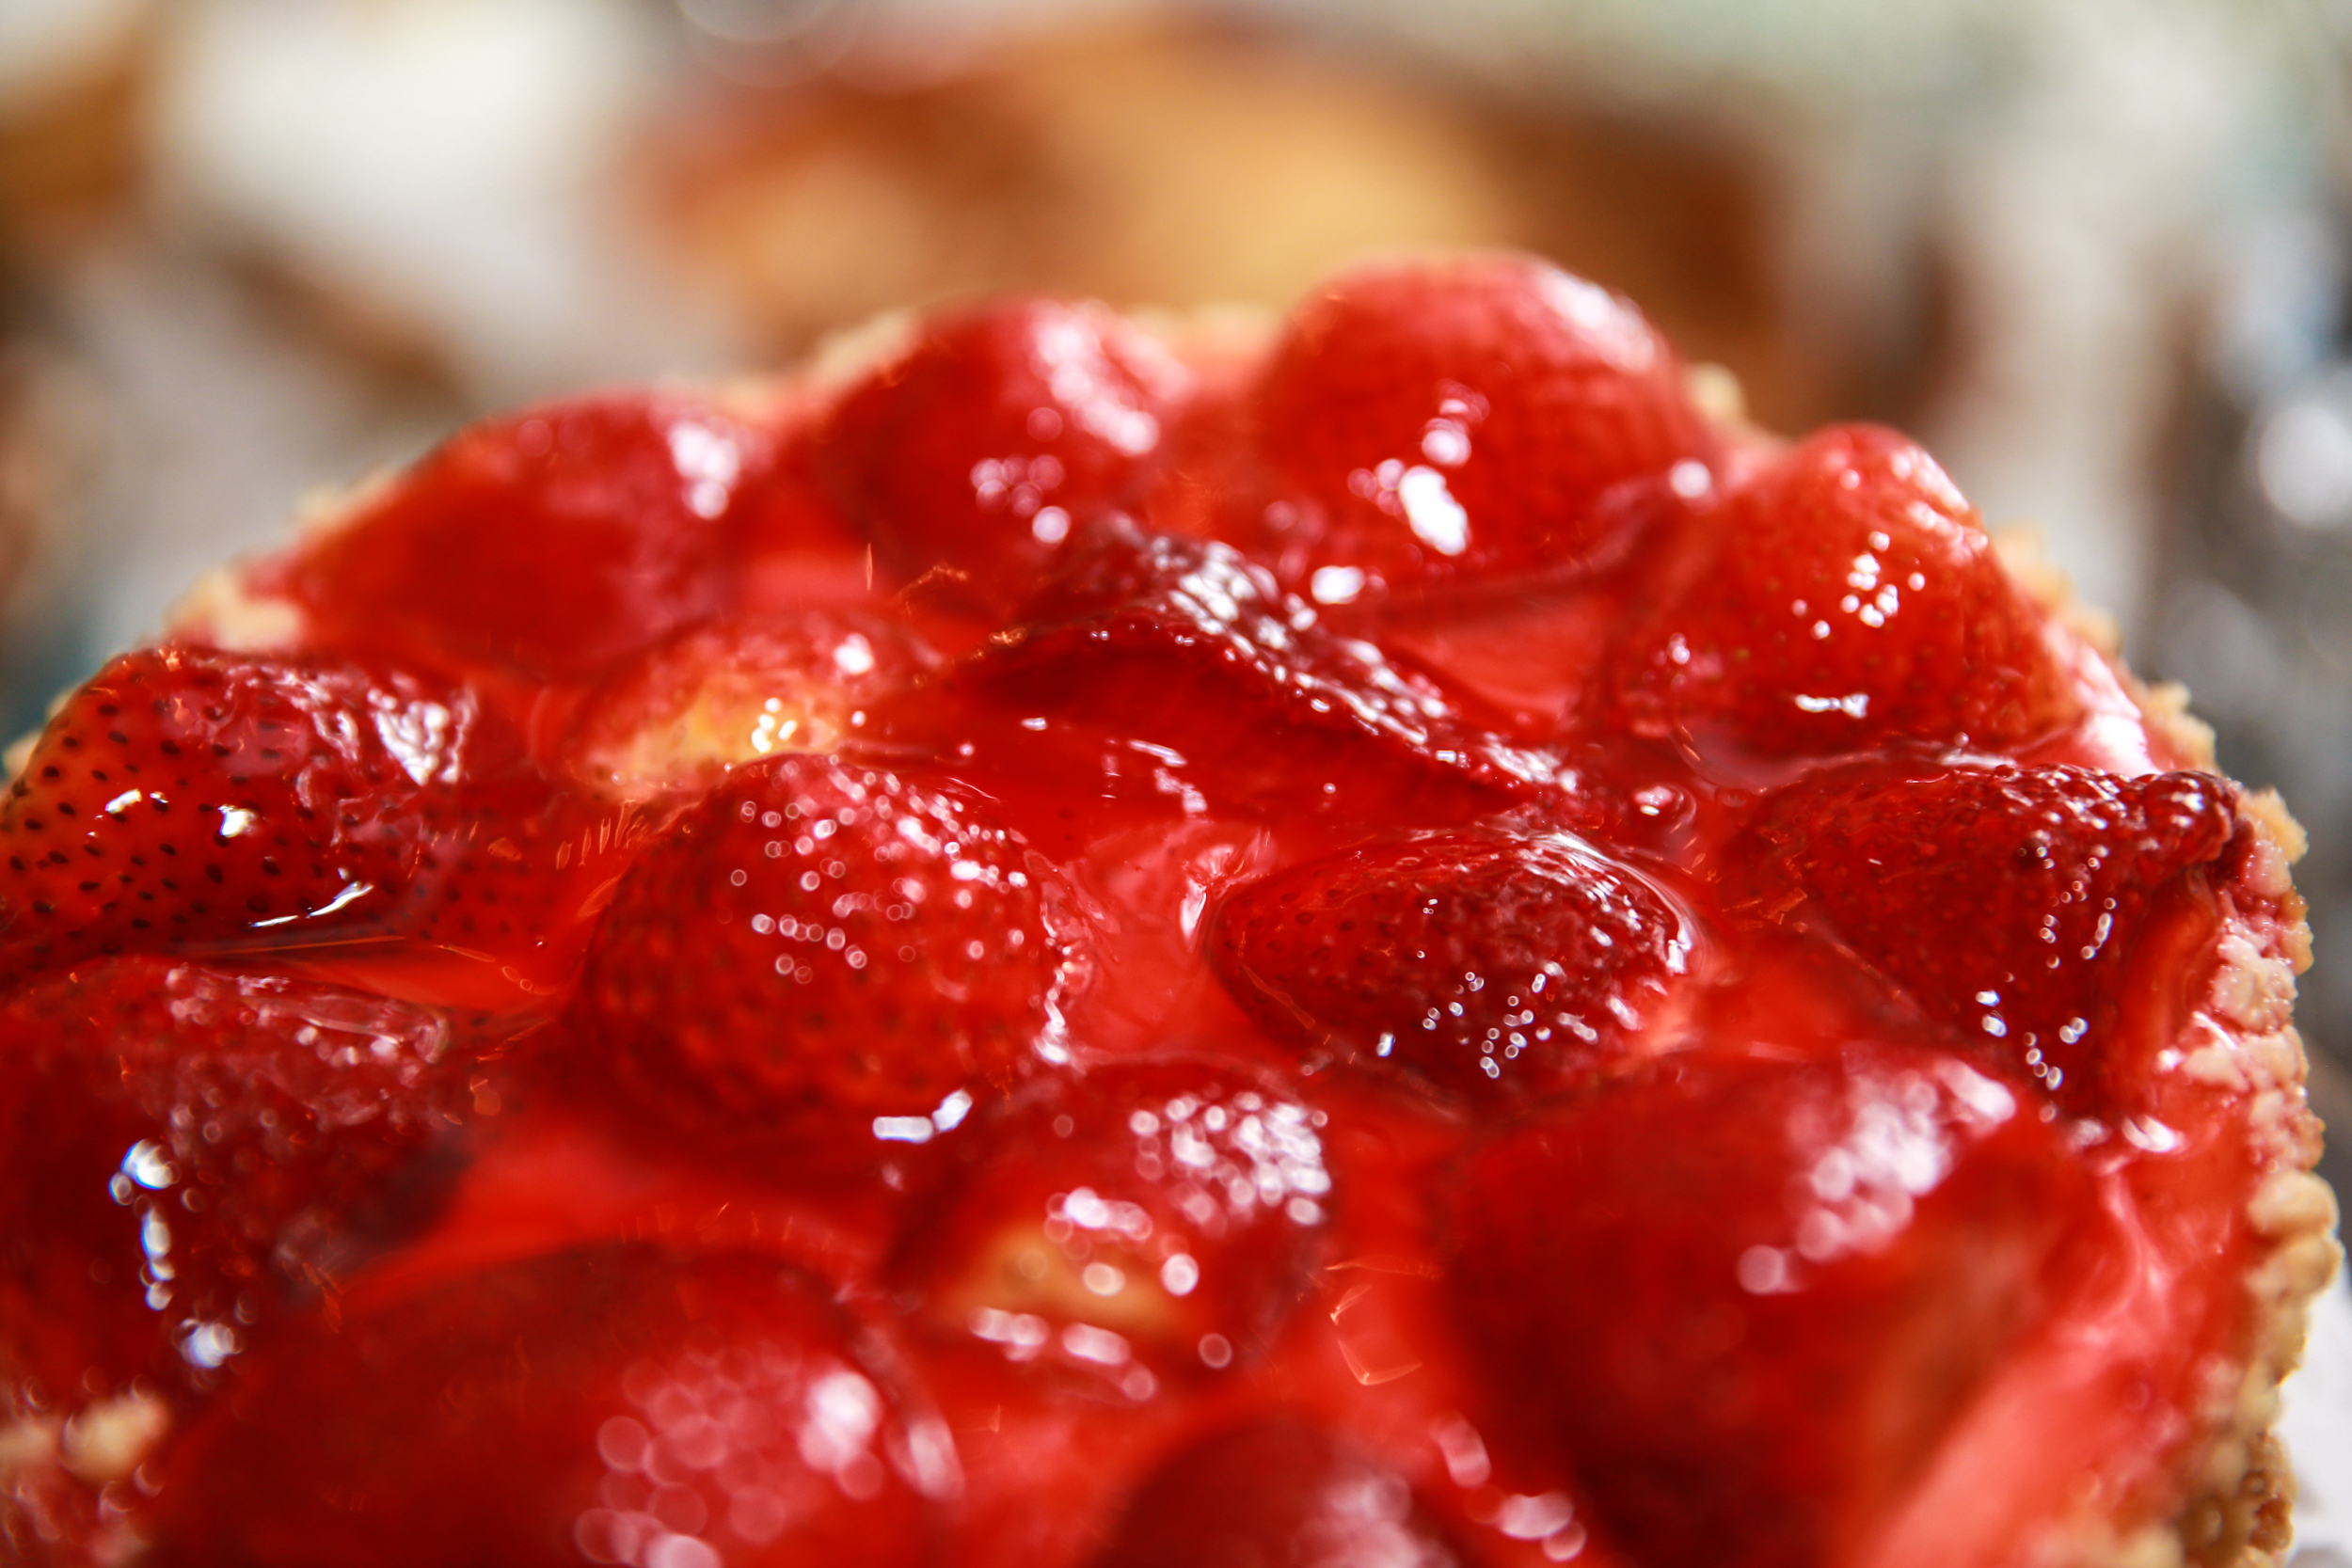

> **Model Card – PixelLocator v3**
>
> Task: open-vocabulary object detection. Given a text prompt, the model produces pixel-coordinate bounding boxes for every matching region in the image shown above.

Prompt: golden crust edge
[1996,525,2339,1568]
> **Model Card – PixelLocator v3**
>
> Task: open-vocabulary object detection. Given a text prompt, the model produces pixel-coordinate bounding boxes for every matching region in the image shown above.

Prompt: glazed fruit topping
[1451,1049,2094,1568]
[148,1244,948,1568]
[1738,762,2240,1107]
[566,611,935,801]
[955,518,1556,816]
[572,752,1056,1156]
[1211,828,1689,1098]
[889,1061,1328,1395]
[1609,423,2077,753]
[0,958,505,1402]
[1252,253,1712,597]
[818,299,1194,608]
[0,648,528,979]
[282,394,770,680]
[1089,1419,1461,1568]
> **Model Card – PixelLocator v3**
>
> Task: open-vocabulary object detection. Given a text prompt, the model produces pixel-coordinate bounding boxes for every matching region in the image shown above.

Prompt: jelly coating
[0,255,2311,1568]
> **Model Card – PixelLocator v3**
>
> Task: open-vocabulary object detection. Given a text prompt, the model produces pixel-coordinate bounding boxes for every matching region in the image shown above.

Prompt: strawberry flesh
[148,1243,943,1568]
[1736,761,2239,1109]
[1609,423,2077,752]
[1450,1048,2095,1568]
[571,752,1056,1160]
[818,299,1193,609]
[280,393,768,680]
[0,648,539,980]
[888,1061,1330,1394]
[1211,828,1689,1099]
[1088,1419,1461,1568]
[1252,253,1711,596]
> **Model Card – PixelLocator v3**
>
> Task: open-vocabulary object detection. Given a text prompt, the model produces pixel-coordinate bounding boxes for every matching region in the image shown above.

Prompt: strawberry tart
[0,254,2336,1568]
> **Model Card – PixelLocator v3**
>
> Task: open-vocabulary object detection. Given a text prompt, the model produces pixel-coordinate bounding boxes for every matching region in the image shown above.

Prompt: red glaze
[278,394,770,680]
[818,299,1194,609]
[888,1061,1329,1393]
[148,1244,946,1568]
[570,753,1056,1160]
[1251,253,1712,596]
[1607,423,2078,753]
[1211,828,1689,1098]
[0,257,2306,1568]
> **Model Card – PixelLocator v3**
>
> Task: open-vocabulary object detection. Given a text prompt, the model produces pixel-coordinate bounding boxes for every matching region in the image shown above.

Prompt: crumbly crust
[1999,526,2339,1568]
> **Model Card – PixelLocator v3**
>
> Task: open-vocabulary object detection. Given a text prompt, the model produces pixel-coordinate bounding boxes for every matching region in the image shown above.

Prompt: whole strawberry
[280,392,769,680]
[1737,761,2239,1107]
[1609,423,2077,753]
[573,752,1057,1159]
[818,298,1193,608]
[1252,252,1712,596]
[1211,829,1688,1099]
[1450,1048,2093,1568]
[0,647,523,980]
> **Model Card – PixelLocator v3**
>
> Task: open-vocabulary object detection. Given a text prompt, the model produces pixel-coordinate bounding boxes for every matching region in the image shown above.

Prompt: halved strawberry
[888,1060,1330,1397]
[1608,423,2077,752]
[1250,253,1712,597]
[278,392,771,680]
[571,752,1057,1162]
[1211,829,1689,1100]
[1089,1419,1461,1568]
[149,1243,946,1568]
[915,518,1570,827]
[1449,1048,2094,1568]
[1735,761,2239,1108]
[0,957,516,1405]
[0,647,535,980]
[564,611,936,802]
[817,299,1193,608]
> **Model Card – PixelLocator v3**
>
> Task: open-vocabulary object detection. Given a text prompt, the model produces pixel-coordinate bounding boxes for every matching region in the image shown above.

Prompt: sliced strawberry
[1089,1419,1462,1568]
[571,752,1057,1162]
[149,1243,946,1568]
[1250,253,1712,596]
[918,518,1569,826]
[0,647,542,980]
[565,611,936,802]
[888,1060,1330,1396]
[1211,829,1689,1100]
[1736,761,2239,1108]
[279,392,769,680]
[1608,423,2077,752]
[1450,1048,2095,1568]
[817,299,1193,607]
[0,958,516,1404]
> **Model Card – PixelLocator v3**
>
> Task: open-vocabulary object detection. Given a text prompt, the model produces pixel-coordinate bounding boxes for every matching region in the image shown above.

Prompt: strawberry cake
[0,254,2336,1568]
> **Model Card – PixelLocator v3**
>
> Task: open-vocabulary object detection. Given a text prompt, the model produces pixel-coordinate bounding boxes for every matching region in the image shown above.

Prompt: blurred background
[2,0,2351,1423]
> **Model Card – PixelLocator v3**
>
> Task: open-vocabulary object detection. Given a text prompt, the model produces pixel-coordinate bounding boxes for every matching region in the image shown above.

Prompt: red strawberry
[278,392,769,679]
[0,647,536,980]
[564,611,936,802]
[1737,761,2239,1108]
[817,299,1193,607]
[919,518,1569,826]
[888,1061,1330,1396]
[1089,1420,1462,1568]
[1251,253,1713,596]
[0,957,517,1406]
[149,1243,948,1568]
[571,752,1057,1161]
[1609,423,2076,752]
[1211,829,1688,1100]
[1450,1048,2095,1568]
